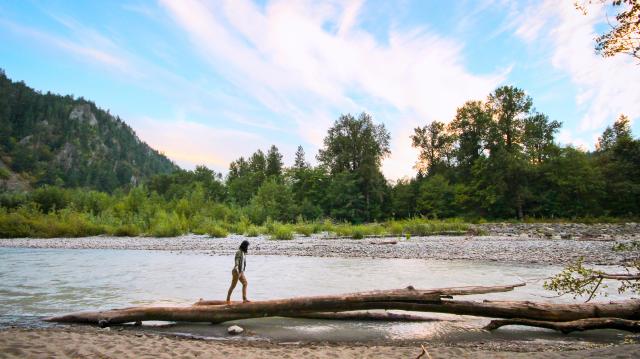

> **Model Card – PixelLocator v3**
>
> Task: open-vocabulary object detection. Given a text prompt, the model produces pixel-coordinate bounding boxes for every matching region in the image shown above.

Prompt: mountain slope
[0,70,178,191]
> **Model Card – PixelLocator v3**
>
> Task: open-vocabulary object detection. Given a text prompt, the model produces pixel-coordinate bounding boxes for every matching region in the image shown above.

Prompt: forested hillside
[0,75,639,239]
[0,70,177,192]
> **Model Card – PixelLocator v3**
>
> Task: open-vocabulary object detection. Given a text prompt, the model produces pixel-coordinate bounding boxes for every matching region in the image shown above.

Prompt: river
[0,247,631,344]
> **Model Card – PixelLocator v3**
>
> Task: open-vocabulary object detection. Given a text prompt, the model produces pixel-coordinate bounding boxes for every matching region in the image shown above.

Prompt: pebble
[227,325,243,335]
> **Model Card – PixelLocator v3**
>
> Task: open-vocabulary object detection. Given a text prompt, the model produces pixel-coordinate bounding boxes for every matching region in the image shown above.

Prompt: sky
[1,0,638,180]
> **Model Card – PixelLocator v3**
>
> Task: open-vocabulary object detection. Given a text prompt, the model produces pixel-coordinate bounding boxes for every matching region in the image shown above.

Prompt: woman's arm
[234,251,243,273]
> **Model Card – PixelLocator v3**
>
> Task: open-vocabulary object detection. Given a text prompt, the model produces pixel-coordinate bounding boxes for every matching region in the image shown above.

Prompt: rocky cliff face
[0,70,178,191]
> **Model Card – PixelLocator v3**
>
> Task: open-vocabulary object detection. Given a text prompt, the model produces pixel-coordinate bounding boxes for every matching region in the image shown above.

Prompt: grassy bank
[0,206,471,239]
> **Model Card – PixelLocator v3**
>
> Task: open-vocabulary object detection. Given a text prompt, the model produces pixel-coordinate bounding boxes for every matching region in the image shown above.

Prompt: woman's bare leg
[240,273,249,302]
[226,271,239,304]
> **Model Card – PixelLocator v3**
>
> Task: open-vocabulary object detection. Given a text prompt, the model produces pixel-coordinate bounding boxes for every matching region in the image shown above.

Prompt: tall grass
[269,223,294,240]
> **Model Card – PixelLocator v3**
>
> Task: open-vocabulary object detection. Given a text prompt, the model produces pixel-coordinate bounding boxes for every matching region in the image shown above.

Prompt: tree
[596,114,633,151]
[576,0,640,62]
[293,145,308,169]
[317,113,391,222]
[416,174,457,218]
[595,115,640,216]
[522,113,562,164]
[535,146,604,217]
[266,145,283,178]
[411,121,454,175]
[486,86,532,153]
[449,101,492,174]
[390,178,418,219]
[317,113,390,174]
[248,179,295,223]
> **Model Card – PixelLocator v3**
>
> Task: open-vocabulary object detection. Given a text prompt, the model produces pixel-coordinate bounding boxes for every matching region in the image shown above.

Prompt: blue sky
[1,0,638,179]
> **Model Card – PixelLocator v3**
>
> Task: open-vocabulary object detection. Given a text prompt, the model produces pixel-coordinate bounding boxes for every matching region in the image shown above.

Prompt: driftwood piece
[416,344,433,359]
[484,317,640,333]
[45,284,523,325]
[284,311,440,322]
[395,299,640,322]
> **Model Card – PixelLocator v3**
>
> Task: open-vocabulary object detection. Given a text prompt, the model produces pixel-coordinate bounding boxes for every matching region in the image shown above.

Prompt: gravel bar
[1,222,639,266]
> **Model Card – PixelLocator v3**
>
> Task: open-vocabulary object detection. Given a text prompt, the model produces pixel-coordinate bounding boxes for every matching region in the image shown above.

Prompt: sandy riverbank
[1,327,640,359]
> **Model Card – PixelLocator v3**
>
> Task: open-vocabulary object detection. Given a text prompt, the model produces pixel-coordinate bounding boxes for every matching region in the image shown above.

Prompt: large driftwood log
[45,284,521,325]
[45,284,640,328]
[484,317,640,333]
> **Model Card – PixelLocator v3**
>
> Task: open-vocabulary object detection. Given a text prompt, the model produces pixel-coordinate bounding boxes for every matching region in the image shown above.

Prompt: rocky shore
[476,222,640,240]
[0,223,637,265]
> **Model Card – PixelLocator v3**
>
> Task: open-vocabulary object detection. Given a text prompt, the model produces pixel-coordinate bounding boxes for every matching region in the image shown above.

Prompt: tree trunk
[484,317,640,333]
[45,284,640,328]
[46,284,521,325]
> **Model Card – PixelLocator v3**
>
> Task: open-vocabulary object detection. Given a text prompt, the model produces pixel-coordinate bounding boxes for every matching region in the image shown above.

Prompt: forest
[1,72,639,239]
[0,70,177,192]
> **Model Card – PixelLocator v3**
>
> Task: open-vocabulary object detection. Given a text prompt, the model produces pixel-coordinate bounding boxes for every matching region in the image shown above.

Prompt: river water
[0,247,632,343]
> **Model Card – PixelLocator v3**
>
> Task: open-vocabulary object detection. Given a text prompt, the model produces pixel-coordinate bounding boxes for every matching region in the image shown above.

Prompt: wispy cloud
[159,0,507,178]
[513,1,640,145]
[0,18,131,73]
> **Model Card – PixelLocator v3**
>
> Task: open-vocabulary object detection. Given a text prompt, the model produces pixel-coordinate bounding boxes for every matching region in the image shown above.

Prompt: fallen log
[386,299,640,322]
[284,311,441,322]
[484,317,640,333]
[45,284,523,325]
[192,299,442,322]
[47,283,640,328]
[46,297,640,326]
[190,284,523,306]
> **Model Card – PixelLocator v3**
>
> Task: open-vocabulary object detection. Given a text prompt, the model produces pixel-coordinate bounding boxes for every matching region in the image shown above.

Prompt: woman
[226,240,250,304]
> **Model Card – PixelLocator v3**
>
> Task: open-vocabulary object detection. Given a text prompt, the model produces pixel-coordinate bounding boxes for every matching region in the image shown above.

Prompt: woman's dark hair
[239,240,249,253]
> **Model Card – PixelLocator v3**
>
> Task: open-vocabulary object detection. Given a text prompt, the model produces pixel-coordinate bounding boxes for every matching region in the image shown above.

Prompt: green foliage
[270,223,294,240]
[245,225,262,237]
[294,223,313,237]
[318,113,391,222]
[0,167,10,180]
[388,222,404,236]
[110,223,141,237]
[0,207,104,238]
[0,71,177,191]
[148,211,185,237]
[1,73,639,240]
[207,224,229,238]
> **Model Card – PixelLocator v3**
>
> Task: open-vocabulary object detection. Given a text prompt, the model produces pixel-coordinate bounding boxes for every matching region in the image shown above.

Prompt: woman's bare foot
[226,300,231,305]
[243,299,251,303]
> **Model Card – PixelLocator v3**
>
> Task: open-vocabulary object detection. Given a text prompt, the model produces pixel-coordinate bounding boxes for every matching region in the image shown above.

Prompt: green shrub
[111,223,140,237]
[271,224,294,240]
[245,225,261,237]
[0,167,10,180]
[0,211,31,238]
[149,211,185,237]
[295,224,313,237]
[208,224,229,238]
[225,221,247,235]
[333,224,352,237]
[351,226,365,239]
[388,222,404,236]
